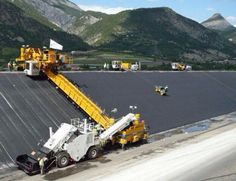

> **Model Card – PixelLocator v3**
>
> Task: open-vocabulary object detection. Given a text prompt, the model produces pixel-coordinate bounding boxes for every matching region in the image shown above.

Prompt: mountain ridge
[10,0,107,35]
[83,8,236,61]
[0,0,89,65]
[3,1,236,62]
[202,13,236,44]
[202,13,235,31]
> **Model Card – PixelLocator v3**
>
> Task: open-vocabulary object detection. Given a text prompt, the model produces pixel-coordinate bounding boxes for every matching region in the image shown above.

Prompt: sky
[72,0,236,26]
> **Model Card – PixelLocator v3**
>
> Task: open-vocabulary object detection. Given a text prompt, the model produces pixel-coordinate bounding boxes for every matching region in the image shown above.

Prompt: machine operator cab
[24,61,40,76]
[112,60,122,70]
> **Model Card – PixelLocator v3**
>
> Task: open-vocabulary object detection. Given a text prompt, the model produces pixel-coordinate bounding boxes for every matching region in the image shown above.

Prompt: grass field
[1,50,236,71]
[72,50,154,65]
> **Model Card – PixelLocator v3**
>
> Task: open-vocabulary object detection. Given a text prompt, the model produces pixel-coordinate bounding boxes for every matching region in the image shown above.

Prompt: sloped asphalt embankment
[0,71,236,174]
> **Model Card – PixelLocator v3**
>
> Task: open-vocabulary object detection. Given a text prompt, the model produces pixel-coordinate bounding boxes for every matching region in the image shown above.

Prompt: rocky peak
[50,0,82,11]
[208,13,225,21]
[12,0,104,36]
[202,13,234,31]
[20,0,83,31]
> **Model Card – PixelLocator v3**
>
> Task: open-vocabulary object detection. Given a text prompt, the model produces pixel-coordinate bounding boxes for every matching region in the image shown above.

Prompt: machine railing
[71,118,94,133]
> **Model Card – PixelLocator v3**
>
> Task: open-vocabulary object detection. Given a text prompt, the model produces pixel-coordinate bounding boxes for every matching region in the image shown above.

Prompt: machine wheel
[141,138,148,144]
[87,146,99,160]
[56,152,70,168]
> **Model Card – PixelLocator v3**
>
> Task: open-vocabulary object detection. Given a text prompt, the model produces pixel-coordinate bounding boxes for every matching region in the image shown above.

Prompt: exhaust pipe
[49,127,54,138]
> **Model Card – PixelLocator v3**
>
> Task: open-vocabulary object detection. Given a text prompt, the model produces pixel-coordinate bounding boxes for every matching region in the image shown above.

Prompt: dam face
[1,71,236,170]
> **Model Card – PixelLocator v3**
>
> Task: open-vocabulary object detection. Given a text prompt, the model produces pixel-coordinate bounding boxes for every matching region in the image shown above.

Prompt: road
[183,144,236,181]
[92,123,236,181]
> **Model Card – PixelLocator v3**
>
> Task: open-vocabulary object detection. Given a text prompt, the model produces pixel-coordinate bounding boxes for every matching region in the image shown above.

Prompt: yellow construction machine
[155,85,168,96]
[15,45,148,144]
[14,45,71,73]
[15,44,148,174]
[171,62,192,71]
[111,60,139,71]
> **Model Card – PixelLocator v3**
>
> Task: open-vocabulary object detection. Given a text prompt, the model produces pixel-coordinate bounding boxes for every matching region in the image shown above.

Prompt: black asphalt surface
[65,71,236,133]
[0,71,236,171]
[0,73,82,171]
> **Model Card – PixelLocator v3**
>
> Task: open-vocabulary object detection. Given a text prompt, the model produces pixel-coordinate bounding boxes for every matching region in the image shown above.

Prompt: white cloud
[206,7,215,12]
[226,16,236,27]
[78,4,133,14]
[146,0,159,2]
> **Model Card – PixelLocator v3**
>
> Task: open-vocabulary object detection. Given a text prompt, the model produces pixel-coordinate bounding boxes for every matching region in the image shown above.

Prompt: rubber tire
[87,146,99,160]
[56,152,70,168]
[142,138,148,144]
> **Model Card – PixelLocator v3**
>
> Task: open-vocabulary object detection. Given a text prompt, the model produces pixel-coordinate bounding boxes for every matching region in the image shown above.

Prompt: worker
[93,124,104,136]
[7,61,12,71]
[12,61,16,70]
[39,157,48,175]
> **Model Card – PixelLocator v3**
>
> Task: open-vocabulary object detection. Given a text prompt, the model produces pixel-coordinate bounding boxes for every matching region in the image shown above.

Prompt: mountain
[202,13,236,44]
[4,1,236,62]
[81,8,236,61]
[0,0,89,64]
[202,13,235,31]
[9,0,108,36]
[222,29,236,44]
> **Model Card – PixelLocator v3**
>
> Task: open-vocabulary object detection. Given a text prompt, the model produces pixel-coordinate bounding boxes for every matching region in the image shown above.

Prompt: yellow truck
[121,62,131,71]
[111,60,139,71]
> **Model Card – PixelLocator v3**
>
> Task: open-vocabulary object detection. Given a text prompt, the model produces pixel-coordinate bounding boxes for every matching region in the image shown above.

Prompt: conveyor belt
[45,70,113,129]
